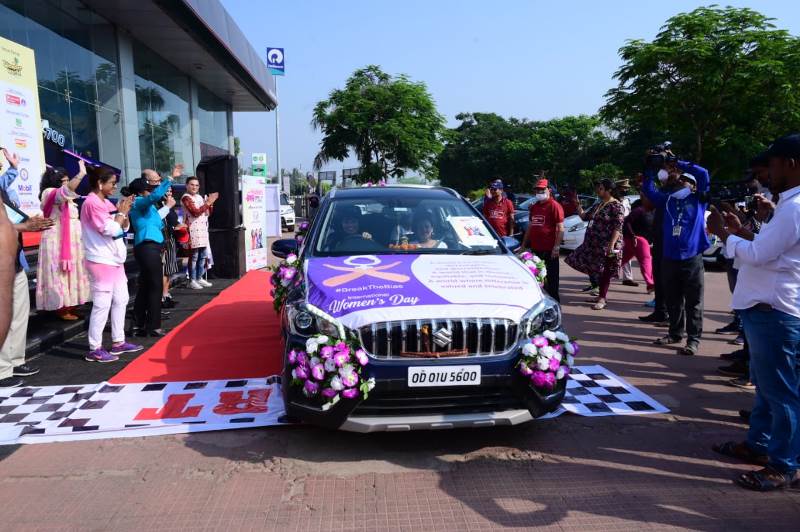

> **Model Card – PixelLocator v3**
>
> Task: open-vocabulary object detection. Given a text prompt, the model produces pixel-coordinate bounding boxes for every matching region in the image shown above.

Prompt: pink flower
[342,388,359,399]
[321,387,337,399]
[355,349,369,366]
[333,351,350,368]
[532,336,548,348]
[340,370,359,388]
[548,357,561,372]
[287,350,298,365]
[531,371,547,388]
[529,266,538,276]
[311,364,326,381]
[554,344,563,353]
[281,267,296,281]
[520,251,533,261]
[293,366,308,380]
[320,345,335,359]
[303,380,319,396]
[296,352,307,366]
[543,372,556,389]
[519,363,533,376]
[334,342,349,354]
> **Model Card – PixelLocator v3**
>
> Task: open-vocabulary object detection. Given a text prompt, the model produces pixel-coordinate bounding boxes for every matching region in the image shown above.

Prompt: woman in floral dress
[565,178,624,310]
[181,176,218,290]
[36,161,91,319]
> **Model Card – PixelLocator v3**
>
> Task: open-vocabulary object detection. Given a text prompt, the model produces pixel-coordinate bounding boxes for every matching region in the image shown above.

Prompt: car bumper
[282,331,566,431]
[281,214,295,226]
[561,236,581,250]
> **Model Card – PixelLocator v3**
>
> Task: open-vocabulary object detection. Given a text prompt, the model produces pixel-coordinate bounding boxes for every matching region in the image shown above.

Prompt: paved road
[2,260,799,531]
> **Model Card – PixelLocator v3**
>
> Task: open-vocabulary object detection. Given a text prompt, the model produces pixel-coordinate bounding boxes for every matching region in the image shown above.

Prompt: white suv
[280,193,296,232]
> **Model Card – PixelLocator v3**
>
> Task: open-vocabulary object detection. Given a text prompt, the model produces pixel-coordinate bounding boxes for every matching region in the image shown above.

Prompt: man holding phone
[0,148,55,387]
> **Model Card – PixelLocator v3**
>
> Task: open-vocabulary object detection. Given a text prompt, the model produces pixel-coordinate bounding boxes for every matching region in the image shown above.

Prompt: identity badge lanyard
[667,197,684,237]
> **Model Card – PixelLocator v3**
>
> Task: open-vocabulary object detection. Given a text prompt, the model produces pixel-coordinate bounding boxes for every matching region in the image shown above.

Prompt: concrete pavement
[1,261,798,531]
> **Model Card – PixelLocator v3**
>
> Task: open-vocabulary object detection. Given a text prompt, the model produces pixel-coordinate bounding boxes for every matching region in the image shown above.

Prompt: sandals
[679,343,698,356]
[653,335,682,346]
[735,466,799,491]
[712,441,768,466]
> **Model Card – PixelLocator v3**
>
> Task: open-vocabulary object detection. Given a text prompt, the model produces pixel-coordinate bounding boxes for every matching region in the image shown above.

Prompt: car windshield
[313,193,501,256]
[280,194,290,206]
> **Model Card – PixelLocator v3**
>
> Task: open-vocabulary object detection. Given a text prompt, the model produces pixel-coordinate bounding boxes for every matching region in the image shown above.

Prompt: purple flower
[333,351,350,368]
[296,351,307,366]
[295,235,304,244]
[293,365,308,380]
[355,349,369,366]
[299,221,309,231]
[340,370,359,388]
[311,364,326,381]
[281,267,296,281]
[320,345,335,359]
[549,357,561,372]
[287,350,298,365]
[532,336,548,348]
[270,274,278,286]
[554,344,563,353]
[342,388,359,399]
[303,380,319,396]
[531,371,547,388]
[562,366,571,377]
[334,341,349,354]
[321,387,337,399]
[519,363,533,376]
[529,266,538,275]
[543,372,556,389]
[521,251,533,261]
[571,342,580,355]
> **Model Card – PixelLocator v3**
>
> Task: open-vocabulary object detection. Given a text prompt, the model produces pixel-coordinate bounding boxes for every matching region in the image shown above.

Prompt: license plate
[408,365,481,387]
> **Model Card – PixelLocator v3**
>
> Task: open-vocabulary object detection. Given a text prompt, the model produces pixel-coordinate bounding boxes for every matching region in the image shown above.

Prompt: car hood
[280,205,293,214]
[304,253,543,329]
[563,215,584,229]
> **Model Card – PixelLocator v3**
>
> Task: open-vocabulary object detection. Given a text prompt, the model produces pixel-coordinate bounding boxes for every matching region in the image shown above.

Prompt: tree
[601,6,800,177]
[438,113,616,194]
[233,137,241,157]
[578,163,624,191]
[311,65,445,182]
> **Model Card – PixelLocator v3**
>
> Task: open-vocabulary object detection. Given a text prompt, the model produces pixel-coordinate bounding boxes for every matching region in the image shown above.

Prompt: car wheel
[287,225,295,232]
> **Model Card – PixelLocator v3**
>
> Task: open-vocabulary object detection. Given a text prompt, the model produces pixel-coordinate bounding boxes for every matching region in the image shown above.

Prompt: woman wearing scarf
[36,161,91,320]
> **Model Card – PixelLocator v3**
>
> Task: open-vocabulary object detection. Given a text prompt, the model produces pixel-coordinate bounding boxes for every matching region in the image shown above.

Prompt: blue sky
[223,0,800,178]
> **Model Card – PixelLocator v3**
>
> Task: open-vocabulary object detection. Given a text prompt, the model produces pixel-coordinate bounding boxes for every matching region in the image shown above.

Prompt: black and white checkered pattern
[557,365,669,417]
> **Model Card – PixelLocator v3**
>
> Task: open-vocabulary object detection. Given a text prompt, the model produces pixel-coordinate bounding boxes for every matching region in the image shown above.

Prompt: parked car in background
[280,193,296,232]
[560,195,638,251]
[471,193,533,211]
[271,185,567,432]
[514,194,597,246]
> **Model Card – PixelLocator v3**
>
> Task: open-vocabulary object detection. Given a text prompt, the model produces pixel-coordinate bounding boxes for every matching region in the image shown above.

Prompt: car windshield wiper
[459,249,499,255]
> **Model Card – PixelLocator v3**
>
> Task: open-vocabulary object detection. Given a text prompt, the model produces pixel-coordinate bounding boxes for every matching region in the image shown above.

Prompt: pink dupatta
[41,186,73,272]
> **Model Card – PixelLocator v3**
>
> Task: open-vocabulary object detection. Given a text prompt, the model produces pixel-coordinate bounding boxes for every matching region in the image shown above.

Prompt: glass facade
[0,0,125,170]
[197,84,230,157]
[133,41,194,177]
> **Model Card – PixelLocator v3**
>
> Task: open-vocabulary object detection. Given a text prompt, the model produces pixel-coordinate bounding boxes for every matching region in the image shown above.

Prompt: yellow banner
[0,36,45,214]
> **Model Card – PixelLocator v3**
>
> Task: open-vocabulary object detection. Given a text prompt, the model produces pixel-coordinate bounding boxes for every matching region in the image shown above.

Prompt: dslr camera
[645,141,678,170]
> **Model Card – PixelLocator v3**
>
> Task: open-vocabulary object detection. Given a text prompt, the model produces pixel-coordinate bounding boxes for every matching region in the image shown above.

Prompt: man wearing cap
[706,133,800,491]
[482,179,515,238]
[643,157,710,356]
[521,179,564,300]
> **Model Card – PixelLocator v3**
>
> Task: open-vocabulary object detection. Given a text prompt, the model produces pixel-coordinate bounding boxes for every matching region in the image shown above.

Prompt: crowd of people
[0,154,219,386]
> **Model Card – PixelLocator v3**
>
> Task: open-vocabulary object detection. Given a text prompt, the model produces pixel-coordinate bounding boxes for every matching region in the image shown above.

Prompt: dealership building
[0,0,276,182]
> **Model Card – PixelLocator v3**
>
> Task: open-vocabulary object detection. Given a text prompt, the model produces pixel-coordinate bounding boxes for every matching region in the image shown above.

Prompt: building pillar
[115,29,141,184]
[189,79,202,171]
[227,106,234,155]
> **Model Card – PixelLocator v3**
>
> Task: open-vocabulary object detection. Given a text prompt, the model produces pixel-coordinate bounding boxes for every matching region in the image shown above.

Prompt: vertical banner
[264,183,281,237]
[0,36,45,214]
[241,175,269,271]
[251,152,267,177]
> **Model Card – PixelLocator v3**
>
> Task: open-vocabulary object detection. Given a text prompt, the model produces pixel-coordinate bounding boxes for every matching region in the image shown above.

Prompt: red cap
[534,179,548,189]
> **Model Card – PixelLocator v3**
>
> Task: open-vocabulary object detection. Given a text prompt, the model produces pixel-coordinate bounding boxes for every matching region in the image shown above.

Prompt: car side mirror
[271,238,298,259]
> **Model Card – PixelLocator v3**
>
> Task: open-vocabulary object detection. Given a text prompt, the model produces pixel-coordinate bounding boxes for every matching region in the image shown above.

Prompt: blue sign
[266,47,285,76]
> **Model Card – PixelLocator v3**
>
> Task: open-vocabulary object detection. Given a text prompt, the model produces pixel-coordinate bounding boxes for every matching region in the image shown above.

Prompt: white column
[189,79,202,172]
[115,29,142,184]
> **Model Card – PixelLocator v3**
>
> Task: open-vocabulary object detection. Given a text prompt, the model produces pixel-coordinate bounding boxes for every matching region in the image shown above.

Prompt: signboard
[318,170,336,184]
[241,176,269,271]
[251,152,267,177]
[264,183,282,237]
[266,47,285,76]
[0,36,45,214]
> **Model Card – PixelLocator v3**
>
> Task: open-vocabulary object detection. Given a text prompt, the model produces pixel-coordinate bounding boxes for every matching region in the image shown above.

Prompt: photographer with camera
[707,133,800,491]
[642,144,710,356]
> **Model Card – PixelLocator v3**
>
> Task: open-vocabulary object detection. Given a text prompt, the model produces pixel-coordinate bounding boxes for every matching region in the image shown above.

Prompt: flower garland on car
[518,251,547,288]
[518,330,579,391]
[269,253,300,312]
[294,220,310,247]
[287,326,376,411]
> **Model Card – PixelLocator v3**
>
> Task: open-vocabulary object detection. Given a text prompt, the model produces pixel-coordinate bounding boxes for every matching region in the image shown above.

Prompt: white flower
[553,351,562,362]
[291,368,298,379]
[366,377,376,391]
[339,364,356,379]
[564,342,575,355]
[321,394,340,411]
[522,343,537,357]
[543,330,557,341]
[286,254,297,265]
[541,346,557,359]
[566,355,575,367]
[556,367,566,380]
[330,375,344,391]
[324,358,336,372]
[537,357,550,371]
[316,335,330,345]
[555,331,569,343]
[305,339,318,354]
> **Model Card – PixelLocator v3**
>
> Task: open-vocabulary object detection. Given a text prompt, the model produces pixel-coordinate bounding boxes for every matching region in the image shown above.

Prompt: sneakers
[654,335,683,346]
[720,349,747,362]
[718,360,748,377]
[729,377,755,390]
[639,313,667,323]
[0,376,23,388]
[730,334,745,346]
[13,364,40,377]
[622,279,639,287]
[198,279,213,288]
[715,322,741,335]
[85,349,119,363]
[149,329,168,338]
[189,280,203,290]
[678,342,698,356]
[110,341,144,355]
[162,296,177,309]
[643,299,656,308]
[581,284,597,292]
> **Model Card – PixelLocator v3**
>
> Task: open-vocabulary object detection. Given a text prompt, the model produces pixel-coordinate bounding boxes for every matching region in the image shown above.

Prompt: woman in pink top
[80,168,143,363]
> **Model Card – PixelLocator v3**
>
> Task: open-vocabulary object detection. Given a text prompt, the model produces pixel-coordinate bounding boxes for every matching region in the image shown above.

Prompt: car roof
[327,185,460,200]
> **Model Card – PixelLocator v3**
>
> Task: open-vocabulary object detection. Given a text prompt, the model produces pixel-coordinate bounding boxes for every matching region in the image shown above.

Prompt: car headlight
[287,303,341,338]
[568,222,587,233]
[518,296,562,338]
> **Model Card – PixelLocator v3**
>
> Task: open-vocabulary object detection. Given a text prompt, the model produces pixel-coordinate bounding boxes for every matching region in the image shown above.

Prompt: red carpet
[110,270,284,384]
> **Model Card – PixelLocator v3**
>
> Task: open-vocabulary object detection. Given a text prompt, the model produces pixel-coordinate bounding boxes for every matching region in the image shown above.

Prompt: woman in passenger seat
[412,215,447,249]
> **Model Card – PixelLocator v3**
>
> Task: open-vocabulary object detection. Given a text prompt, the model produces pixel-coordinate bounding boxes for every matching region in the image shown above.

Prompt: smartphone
[4,202,28,224]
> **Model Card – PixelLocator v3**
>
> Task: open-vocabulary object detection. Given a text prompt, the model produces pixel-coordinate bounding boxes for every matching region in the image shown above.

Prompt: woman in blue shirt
[126,176,172,337]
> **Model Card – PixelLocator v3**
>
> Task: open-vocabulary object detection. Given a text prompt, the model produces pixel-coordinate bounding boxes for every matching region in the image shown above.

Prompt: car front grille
[358,318,518,359]
[351,387,526,416]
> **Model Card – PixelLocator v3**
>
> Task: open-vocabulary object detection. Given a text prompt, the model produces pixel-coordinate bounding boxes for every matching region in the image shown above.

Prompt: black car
[271,186,568,432]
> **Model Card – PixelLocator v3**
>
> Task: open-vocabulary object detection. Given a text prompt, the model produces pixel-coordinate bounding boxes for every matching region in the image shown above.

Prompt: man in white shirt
[707,133,800,491]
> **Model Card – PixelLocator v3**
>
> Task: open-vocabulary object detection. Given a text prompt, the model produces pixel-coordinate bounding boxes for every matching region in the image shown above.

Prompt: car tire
[287,225,295,232]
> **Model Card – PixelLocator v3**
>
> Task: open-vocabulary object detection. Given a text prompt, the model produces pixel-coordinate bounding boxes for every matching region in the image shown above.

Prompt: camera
[645,141,678,170]
[702,180,755,212]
